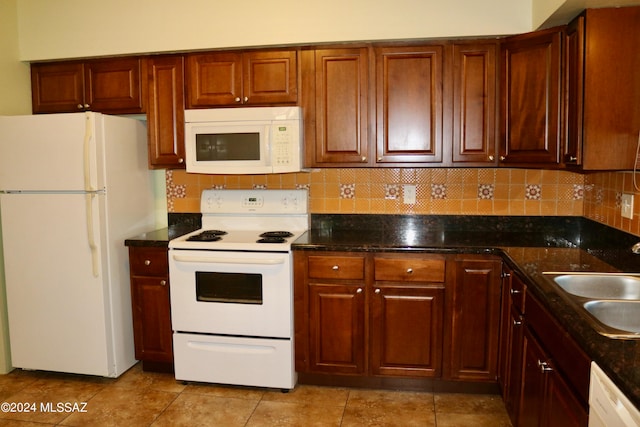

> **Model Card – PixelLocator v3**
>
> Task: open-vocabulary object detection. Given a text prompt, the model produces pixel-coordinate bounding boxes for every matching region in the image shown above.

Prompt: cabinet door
[451,42,498,165]
[563,15,584,166]
[243,50,298,105]
[131,276,173,363]
[501,27,563,166]
[31,62,85,113]
[504,305,524,424]
[371,285,443,377]
[519,327,547,427]
[185,52,243,108]
[84,57,145,113]
[543,367,589,427]
[448,257,502,380]
[308,283,365,374]
[375,46,443,164]
[147,55,186,168]
[308,48,370,166]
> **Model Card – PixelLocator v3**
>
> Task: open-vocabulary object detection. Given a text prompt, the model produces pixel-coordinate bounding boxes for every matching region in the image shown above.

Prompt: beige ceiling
[542,0,640,27]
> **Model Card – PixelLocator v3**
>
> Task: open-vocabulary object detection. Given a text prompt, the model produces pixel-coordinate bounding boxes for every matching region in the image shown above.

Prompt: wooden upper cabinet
[185,50,297,108]
[451,42,498,165]
[500,27,563,167]
[31,57,146,114]
[375,45,444,165]
[564,7,640,170]
[302,48,371,166]
[146,55,186,169]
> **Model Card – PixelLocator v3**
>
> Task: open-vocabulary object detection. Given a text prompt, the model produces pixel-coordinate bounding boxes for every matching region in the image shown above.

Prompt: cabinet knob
[235,97,241,102]
[84,104,90,109]
[510,288,521,295]
[160,280,166,286]
[406,268,413,274]
[500,156,506,161]
[243,96,249,103]
[488,155,495,161]
[77,104,83,109]
[512,318,522,326]
[568,156,577,162]
[178,158,184,163]
[361,156,367,162]
[538,360,553,373]
[375,288,381,294]
[356,288,363,293]
[332,265,339,270]
[144,260,151,266]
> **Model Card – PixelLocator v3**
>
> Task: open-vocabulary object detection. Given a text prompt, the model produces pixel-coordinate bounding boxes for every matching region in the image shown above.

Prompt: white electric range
[168,189,308,390]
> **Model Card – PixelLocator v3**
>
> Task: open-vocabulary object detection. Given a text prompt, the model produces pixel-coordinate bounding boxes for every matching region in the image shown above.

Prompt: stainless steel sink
[583,300,640,336]
[552,274,640,300]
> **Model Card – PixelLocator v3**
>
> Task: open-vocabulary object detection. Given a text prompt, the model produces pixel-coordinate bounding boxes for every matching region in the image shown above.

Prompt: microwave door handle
[172,254,284,265]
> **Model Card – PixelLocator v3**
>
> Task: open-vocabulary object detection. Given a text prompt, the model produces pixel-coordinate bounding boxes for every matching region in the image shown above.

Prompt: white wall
[17,0,532,61]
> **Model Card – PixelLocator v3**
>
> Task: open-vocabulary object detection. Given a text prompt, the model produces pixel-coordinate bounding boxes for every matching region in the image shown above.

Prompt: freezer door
[0,113,99,191]
[0,192,119,376]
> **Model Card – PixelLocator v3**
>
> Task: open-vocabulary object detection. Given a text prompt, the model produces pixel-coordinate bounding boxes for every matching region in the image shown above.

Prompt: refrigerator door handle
[85,193,99,277]
[83,113,96,192]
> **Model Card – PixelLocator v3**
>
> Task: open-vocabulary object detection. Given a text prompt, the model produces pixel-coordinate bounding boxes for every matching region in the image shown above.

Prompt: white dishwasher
[590,362,640,427]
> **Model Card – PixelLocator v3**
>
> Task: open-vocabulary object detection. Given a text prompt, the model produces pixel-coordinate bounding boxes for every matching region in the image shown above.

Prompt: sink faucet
[633,242,640,254]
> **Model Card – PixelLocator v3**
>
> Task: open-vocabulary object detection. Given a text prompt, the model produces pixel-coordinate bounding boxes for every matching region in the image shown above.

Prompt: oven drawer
[308,255,365,280]
[129,247,169,277]
[173,333,296,389]
[374,257,445,282]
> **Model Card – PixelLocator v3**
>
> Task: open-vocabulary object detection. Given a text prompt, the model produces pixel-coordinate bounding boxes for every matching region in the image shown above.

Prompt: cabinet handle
[568,156,577,162]
[488,155,494,161]
[234,97,241,102]
[375,288,381,294]
[332,265,339,270]
[356,288,363,293]
[538,360,553,373]
[406,268,413,274]
[160,280,166,286]
[510,288,521,295]
[512,318,522,326]
[144,260,151,266]
[502,271,511,278]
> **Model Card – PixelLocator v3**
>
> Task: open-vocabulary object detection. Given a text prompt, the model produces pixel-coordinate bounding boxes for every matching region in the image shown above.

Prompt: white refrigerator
[0,112,155,377]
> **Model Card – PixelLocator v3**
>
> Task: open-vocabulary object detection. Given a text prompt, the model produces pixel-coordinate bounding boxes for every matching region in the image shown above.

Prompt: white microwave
[184,107,303,174]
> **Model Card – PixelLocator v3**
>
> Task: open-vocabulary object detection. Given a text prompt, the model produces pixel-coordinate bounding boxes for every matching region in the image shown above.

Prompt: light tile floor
[0,363,512,426]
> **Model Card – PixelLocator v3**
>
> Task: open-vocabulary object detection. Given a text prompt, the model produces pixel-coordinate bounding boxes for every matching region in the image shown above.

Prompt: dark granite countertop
[293,214,640,408]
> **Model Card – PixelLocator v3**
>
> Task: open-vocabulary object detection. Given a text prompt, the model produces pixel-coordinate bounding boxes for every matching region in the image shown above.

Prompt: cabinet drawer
[374,257,445,282]
[308,256,365,280]
[129,247,169,277]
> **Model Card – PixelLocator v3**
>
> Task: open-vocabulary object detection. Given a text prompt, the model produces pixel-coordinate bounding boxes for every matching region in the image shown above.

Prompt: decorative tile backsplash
[167,168,640,237]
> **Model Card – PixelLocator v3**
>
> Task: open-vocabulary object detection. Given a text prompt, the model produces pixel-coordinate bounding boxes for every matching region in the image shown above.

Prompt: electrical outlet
[403,184,416,204]
[621,193,634,219]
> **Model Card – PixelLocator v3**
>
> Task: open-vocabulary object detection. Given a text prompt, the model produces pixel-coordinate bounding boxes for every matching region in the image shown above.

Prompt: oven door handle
[172,254,285,265]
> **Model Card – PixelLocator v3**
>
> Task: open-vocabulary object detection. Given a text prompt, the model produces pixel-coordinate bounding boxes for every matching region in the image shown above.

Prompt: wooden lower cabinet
[128,246,174,372]
[308,283,366,374]
[296,251,481,383]
[505,291,589,426]
[371,284,443,377]
[447,256,502,381]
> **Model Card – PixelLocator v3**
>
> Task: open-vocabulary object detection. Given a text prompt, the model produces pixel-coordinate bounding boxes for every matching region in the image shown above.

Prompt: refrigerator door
[0,192,116,376]
[0,113,99,192]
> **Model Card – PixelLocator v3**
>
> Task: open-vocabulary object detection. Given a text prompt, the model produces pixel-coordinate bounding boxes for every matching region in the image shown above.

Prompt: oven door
[169,249,293,338]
